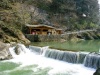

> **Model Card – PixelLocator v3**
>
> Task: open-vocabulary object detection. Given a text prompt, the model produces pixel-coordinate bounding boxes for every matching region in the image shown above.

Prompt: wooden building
[26,24,63,35]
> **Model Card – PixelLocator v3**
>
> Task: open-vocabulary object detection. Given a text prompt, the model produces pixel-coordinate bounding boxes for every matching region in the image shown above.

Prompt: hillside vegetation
[0,0,100,43]
[0,0,30,44]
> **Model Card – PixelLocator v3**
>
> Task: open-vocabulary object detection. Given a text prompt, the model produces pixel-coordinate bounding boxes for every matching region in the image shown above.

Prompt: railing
[65,29,97,34]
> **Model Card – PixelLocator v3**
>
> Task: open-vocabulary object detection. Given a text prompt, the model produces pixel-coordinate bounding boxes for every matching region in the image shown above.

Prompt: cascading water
[62,51,77,63]
[43,48,100,69]
[44,49,89,64]
[84,53,100,69]
[77,52,88,64]
[44,49,78,63]
[1,44,96,75]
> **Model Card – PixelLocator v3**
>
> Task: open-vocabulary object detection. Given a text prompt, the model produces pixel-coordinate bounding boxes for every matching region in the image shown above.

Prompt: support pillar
[29,27,32,34]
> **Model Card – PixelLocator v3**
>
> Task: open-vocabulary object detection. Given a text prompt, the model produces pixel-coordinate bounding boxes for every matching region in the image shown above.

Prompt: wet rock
[93,68,100,75]
[14,44,26,55]
[0,42,12,60]
[14,44,21,55]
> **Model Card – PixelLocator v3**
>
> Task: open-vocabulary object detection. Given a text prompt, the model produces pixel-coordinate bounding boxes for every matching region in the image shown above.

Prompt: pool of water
[31,40,100,52]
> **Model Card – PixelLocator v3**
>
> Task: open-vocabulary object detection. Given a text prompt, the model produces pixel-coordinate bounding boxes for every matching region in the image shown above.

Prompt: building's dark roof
[26,24,62,31]
[26,24,55,29]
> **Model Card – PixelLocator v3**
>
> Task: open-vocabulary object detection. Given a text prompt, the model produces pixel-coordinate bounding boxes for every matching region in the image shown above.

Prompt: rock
[93,68,100,75]
[10,42,16,46]
[14,45,21,55]
[15,30,30,44]
[3,35,19,43]
[14,44,26,55]
[60,39,66,43]
[0,42,12,60]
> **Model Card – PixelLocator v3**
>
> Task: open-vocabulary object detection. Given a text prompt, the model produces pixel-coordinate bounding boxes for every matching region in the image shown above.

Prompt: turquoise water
[0,62,50,75]
[31,40,100,52]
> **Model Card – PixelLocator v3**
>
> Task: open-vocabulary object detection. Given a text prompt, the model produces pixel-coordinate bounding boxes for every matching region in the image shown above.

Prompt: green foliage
[49,0,76,13]
[0,0,100,32]
[0,0,12,9]
[75,0,99,24]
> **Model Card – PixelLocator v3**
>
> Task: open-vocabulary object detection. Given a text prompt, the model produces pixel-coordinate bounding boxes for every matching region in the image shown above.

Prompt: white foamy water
[8,44,95,75]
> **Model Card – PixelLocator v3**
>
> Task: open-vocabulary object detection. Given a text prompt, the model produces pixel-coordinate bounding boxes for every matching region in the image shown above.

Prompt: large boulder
[14,44,26,55]
[0,42,12,60]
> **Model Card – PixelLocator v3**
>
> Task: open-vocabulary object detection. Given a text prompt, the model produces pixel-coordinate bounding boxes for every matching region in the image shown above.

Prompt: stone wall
[26,32,100,42]
[25,34,70,42]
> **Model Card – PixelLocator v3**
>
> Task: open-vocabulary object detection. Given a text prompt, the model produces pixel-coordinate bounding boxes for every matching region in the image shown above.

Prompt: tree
[75,0,99,24]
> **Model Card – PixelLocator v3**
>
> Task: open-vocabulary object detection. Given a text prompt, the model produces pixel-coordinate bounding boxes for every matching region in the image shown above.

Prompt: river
[0,44,96,75]
[31,40,100,52]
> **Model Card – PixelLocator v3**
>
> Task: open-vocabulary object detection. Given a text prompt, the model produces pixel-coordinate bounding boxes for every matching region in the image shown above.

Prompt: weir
[8,44,95,75]
[29,45,41,53]
[29,46,100,69]
[84,53,100,69]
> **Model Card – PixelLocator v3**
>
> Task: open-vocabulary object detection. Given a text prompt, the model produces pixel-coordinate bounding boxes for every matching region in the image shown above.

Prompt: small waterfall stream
[6,44,97,75]
[35,46,100,69]
[84,53,100,69]
[44,49,78,63]
[43,49,89,64]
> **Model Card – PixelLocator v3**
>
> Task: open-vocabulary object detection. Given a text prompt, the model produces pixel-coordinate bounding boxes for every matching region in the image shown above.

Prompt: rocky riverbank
[0,42,27,60]
[0,42,12,60]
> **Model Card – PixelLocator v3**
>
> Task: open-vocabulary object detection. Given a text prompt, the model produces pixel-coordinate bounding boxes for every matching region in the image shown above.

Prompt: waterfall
[45,49,59,59]
[9,44,30,58]
[29,45,41,54]
[84,53,100,69]
[62,51,77,63]
[29,45,49,55]
[7,44,95,75]
[44,49,89,64]
[21,45,100,69]
[78,52,88,64]
[44,49,100,69]
[56,51,64,60]
[42,47,100,69]
[9,47,16,58]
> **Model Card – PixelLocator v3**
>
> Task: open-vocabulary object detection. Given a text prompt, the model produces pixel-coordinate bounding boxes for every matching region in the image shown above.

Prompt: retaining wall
[25,34,73,42]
